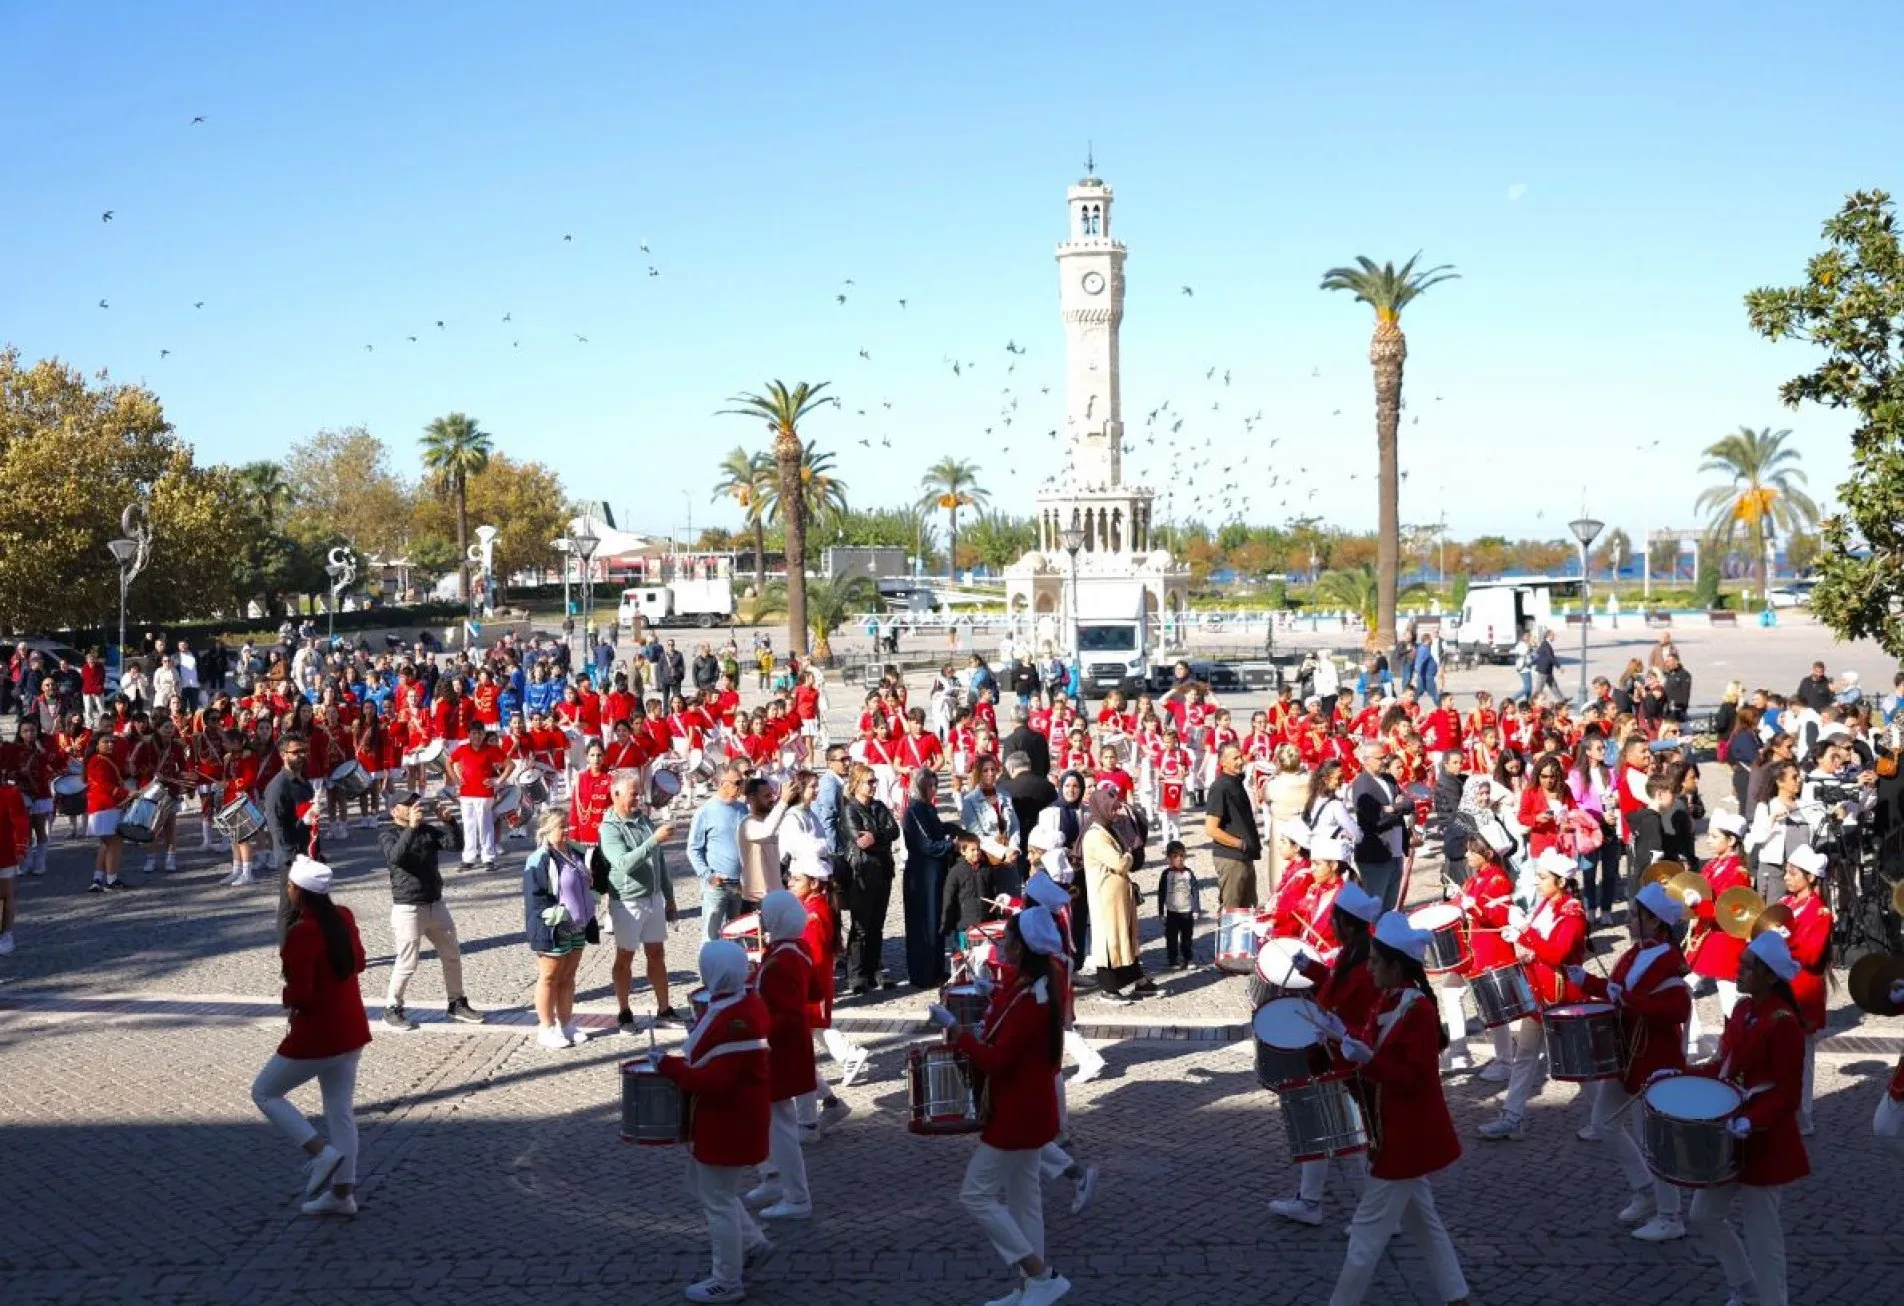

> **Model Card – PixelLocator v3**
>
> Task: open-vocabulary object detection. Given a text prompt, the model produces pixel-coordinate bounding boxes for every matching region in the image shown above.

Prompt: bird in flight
[880,436,891,447]
[1223,370,1231,386]
[364,344,373,352]
[836,294,847,305]
[898,298,907,310]
[857,438,871,447]
[858,349,870,360]
[502,312,512,323]
[101,211,114,223]
[435,320,445,330]
[193,300,204,309]
[952,362,962,376]
[1206,367,1215,380]
[639,239,650,253]
[563,234,573,242]
[648,267,660,278]
[1006,341,1025,355]
[882,400,892,410]
[1181,285,1193,297]
[97,298,108,309]
[574,334,588,344]
[843,278,856,286]
[407,335,418,343]
[191,115,205,125]
[1332,409,1342,416]
[159,349,170,359]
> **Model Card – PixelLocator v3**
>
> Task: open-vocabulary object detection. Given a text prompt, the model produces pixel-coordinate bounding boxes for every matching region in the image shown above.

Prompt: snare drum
[53,770,88,816]
[687,986,710,1029]
[513,765,553,807]
[618,1059,687,1146]
[1278,1074,1368,1162]
[721,912,765,968]
[1253,997,1326,1090]
[492,784,525,827]
[1643,1075,1743,1188]
[406,739,448,783]
[906,1044,979,1135]
[647,767,682,810]
[1408,902,1469,976]
[1470,963,1539,1029]
[214,792,267,844]
[119,783,176,844]
[1545,1002,1624,1083]
[1247,937,1319,1010]
[1215,907,1264,974]
[326,759,371,799]
[938,981,990,1035]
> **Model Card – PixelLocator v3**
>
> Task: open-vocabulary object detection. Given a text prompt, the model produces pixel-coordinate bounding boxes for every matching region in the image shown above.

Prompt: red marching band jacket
[954,977,1061,1153]
[1353,988,1462,1180]
[753,939,818,1102]
[801,893,838,1030]
[1300,949,1379,1078]
[1691,993,1810,1186]
[1518,892,1590,1015]
[1686,852,1750,984]
[658,992,772,1167]
[1455,860,1516,976]
[1778,893,1833,1034]
[1580,940,1690,1094]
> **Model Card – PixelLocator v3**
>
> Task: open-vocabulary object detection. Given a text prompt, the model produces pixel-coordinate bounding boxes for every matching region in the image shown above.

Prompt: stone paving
[5,635,1904,1305]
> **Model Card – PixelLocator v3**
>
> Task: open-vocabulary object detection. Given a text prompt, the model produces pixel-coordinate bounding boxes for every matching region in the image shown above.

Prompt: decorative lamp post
[107,502,151,679]
[1060,525,1085,693]
[571,519,601,661]
[1568,515,1604,706]
[324,546,357,642]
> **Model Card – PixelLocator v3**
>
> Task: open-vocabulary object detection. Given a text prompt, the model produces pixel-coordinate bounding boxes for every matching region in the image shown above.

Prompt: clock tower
[1057,172,1126,488]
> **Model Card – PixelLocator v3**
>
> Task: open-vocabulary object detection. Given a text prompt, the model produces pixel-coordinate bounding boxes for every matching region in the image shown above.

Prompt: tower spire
[1085,140,1095,177]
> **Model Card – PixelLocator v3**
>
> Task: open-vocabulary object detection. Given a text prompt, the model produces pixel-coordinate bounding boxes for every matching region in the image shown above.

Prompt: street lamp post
[107,502,152,679]
[1568,514,1604,706]
[324,547,357,642]
[571,519,601,666]
[551,537,575,637]
[1059,525,1085,693]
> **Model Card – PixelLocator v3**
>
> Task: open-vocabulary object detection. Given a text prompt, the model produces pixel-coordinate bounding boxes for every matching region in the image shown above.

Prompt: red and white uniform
[801,893,838,1030]
[1580,940,1690,1094]
[1778,893,1832,1033]
[753,938,818,1101]
[953,977,1062,1153]
[1687,852,1750,984]
[1517,892,1589,1013]
[568,767,614,845]
[1352,987,1462,1180]
[1153,745,1191,812]
[1455,860,1516,976]
[1690,994,1810,1186]
[450,741,506,799]
[657,992,771,1168]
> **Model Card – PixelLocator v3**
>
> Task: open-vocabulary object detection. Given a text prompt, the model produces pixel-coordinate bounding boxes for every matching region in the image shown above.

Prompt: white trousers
[1501,1018,1546,1119]
[687,1159,763,1288]
[459,796,497,863]
[387,901,465,1006]
[796,1028,863,1124]
[766,1099,810,1209]
[1798,1032,1817,1132]
[1329,1175,1469,1306]
[251,1050,360,1185]
[961,1143,1045,1268]
[1436,979,1471,1068]
[1591,1081,1680,1216]
[1299,1151,1368,1203]
[1686,979,1740,1056]
[1038,1072,1072,1181]
[1874,1089,1903,1152]
[1688,1182,1787,1306]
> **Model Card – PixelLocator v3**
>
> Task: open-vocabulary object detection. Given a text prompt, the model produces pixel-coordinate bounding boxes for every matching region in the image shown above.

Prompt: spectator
[902,770,959,987]
[599,772,682,1031]
[1000,704,1052,780]
[523,807,596,1049]
[1202,744,1262,908]
[1794,661,1834,713]
[997,750,1057,860]
[1351,744,1411,912]
[378,794,483,1031]
[840,762,900,993]
[1532,631,1561,700]
[1660,652,1693,723]
[687,765,748,941]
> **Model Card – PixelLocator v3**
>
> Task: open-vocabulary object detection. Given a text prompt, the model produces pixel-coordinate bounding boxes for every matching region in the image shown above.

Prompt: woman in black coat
[839,763,900,996]
[901,769,958,988]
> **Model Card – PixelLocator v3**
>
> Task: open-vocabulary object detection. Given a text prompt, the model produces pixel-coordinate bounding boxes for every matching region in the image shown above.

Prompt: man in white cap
[1565,880,1691,1242]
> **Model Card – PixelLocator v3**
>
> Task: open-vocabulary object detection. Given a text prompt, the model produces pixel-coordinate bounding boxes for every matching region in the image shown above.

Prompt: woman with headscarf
[1052,771,1089,967]
[901,768,959,988]
[744,889,819,1222]
[656,940,775,1304]
[250,855,369,1218]
[1081,784,1144,1004]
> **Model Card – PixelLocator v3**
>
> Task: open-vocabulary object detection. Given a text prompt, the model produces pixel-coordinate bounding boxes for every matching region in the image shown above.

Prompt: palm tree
[917,457,988,582]
[1696,426,1819,608]
[752,573,876,665]
[712,447,773,595]
[236,460,292,528]
[759,445,850,539]
[718,381,832,654]
[1313,563,1429,639]
[418,413,493,610]
[1320,254,1458,651]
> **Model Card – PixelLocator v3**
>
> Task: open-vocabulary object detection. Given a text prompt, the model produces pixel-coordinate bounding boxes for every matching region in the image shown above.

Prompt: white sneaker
[759,1200,811,1220]
[1070,1164,1098,1215]
[1478,1060,1512,1084]
[563,1023,590,1045]
[1576,1123,1604,1142]
[682,1280,746,1304]
[0,930,14,955]
[1632,1214,1686,1242]
[141,857,156,874]
[1477,1114,1526,1141]
[536,1026,571,1050]
[838,1048,870,1088]
[164,856,177,872]
[1074,1050,1106,1085]
[300,1189,357,1217]
[302,1144,344,1197]
[1617,1190,1655,1223]
[983,1284,1025,1306]
[1269,1196,1324,1225]
[1018,1272,1071,1306]
[742,1182,781,1208]
[817,1099,853,1134]
[229,869,255,887]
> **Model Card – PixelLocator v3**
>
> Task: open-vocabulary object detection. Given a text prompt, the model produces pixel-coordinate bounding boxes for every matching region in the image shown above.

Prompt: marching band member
[1451,841,1516,1082]
[1272,880,1383,1226]
[1478,847,1588,1141]
[788,852,865,1135]
[84,732,129,892]
[930,907,1073,1306]
[10,719,53,876]
[0,772,26,952]
[1266,818,1315,940]
[1677,930,1810,1306]
[1565,881,1691,1243]
[655,940,776,1304]
[1326,911,1470,1306]
[1011,875,1102,1214]
[1024,867,1105,1084]
[219,729,262,886]
[744,890,819,1221]
[894,709,945,803]
[447,722,508,872]
[1683,811,1751,1055]
[1151,725,1193,845]
[1877,978,1904,1153]
[1287,834,1353,957]
[1777,844,1834,1136]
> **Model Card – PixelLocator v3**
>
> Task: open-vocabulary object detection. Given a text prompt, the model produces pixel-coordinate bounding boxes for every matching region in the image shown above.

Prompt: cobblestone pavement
[5,651,1904,1304]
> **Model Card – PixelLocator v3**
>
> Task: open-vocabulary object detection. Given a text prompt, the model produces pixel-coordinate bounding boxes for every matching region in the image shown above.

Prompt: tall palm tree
[917,457,988,582]
[751,573,876,665]
[712,447,773,595]
[1696,426,1819,608]
[418,412,494,610]
[235,460,292,528]
[1314,564,1428,639]
[759,445,850,538]
[1320,253,1458,650]
[718,381,832,654]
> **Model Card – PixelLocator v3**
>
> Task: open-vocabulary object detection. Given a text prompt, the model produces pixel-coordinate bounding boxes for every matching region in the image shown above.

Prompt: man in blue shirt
[685,763,748,941]
[811,744,849,858]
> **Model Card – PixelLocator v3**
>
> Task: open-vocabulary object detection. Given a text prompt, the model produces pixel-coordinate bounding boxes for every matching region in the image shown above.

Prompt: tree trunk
[753,517,766,598]
[947,506,958,583]
[454,474,471,642]
[776,433,809,654]
[1370,323,1407,652]
[1754,521,1769,611]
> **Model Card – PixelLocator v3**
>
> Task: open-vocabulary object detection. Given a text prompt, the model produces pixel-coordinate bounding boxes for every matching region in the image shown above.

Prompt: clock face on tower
[1080,271,1105,295]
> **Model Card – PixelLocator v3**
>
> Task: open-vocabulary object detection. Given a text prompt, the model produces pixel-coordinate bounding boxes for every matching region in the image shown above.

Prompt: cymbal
[1666,870,1714,908]
[1893,879,1904,918]
[1641,861,1681,890]
[1753,903,1795,939]
[1715,886,1766,941]
[1847,952,1904,1017]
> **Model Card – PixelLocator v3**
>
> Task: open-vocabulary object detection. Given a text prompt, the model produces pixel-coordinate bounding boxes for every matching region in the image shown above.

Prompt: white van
[1455,578,1582,662]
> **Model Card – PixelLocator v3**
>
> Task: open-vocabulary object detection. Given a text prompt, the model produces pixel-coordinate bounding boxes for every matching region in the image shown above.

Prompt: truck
[1453,577,1582,662]
[1073,578,1153,699]
[617,578,734,630]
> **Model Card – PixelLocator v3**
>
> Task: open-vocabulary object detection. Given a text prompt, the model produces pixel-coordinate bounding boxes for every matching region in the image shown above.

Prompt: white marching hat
[1534,847,1581,882]
[1712,810,1747,838]
[288,855,333,895]
[787,851,831,881]
[1312,835,1353,863]
[1787,845,1829,879]
[1279,818,1313,849]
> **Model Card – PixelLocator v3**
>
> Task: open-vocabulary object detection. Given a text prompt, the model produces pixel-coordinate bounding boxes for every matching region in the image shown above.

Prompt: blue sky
[3,1,1893,548]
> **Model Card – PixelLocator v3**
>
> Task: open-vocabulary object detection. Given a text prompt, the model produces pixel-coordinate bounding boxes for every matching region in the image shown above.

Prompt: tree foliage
[410,452,566,583]
[957,510,1038,573]
[282,426,413,558]
[1695,426,1817,607]
[719,380,834,655]
[918,457,988,581]
[1746,190,1904,650]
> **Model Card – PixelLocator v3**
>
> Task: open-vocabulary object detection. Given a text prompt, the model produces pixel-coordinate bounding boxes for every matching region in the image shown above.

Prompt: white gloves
[539,904,571,928]
[1606,982,1625,1005]
[926,1003,958,1029]
[1313,1010,1348,1041]
[1727,1116,1752,1140]
[1681,889,1703,908]
[1507,906,1529,931]
[1564,964,1588,987]
[1645,1068,1677,1087]
[1340,1037,1373,1064]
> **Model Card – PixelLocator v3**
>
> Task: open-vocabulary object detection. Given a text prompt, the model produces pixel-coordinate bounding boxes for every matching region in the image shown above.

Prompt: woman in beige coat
[1082,785,1145,1004]
[1261,744,1311,895]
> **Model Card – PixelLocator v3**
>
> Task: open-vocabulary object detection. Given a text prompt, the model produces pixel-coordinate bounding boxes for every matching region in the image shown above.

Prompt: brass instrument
[1640,861,1682,890]
[1714,886,1767,941]
[1892,878,1904,918]
[1754,902,1794,939]
[1665,869,1713,908]
[1847,952,1904,1016]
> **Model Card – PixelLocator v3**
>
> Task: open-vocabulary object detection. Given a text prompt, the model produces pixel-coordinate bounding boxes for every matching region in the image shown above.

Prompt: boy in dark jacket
[379,794,483,1030]
[1154,840,1203,968]
[940,830,1000,954]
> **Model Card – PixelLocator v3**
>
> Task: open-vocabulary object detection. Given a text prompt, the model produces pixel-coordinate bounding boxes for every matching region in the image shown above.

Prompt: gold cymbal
[1666,870,1714,907]
[1753,903,1795,939]
[1892,879,1904,918]
[1714,886,1766,941]
[1847,952,1904,1017]
[1641,861,1681,890]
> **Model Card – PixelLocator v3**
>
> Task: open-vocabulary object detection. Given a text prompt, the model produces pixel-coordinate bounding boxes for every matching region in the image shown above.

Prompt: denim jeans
[701,879,747,942]
[1357,857,1404,913]
[1518,671,1533,701]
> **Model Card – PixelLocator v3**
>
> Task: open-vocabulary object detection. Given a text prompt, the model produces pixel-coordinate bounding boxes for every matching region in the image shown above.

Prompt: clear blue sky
[4,1,1893,549]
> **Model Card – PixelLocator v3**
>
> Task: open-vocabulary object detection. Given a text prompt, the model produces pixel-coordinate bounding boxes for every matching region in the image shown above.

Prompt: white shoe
[1798,1116,1815,1137]
[1632,1214,1686,1243]
[1070,1164,1098,1215]
[229,870,255,887]
[536,1026,571,1050]
[683,1280,746,1304]
[1576,1123,1604,1142]
[838,1048,870,1088]
[742,1182,781,1208]
[817,1099,853,1134]
[759,1200,811,1220]
[1617,1190,1655,1223]
[164,856,177,872]
[1477,1060,1512,1084]
[0,930,14,955]
[983,1284,1025,1306]
[300,1189,357,1217]
[1073,1051,1106,1085]
[1269,1196,1324,1225]
[141,857,156,874]
[1018,1273,1071,1306]
[302,1144,345,1198]
[1477,1114,1526,1141]
[563,1023,589,1045]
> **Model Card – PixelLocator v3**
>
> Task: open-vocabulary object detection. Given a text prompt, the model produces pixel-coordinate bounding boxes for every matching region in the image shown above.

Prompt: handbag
[1477,814,1517,855]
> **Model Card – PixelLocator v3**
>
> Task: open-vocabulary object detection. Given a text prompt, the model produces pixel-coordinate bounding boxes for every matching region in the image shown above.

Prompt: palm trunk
[1370,323,1407,651]
[753,516,766,598]
[776,434,808,654]
[1754,522,1769,611]
[947,507,958,583]
[454,475,471,642]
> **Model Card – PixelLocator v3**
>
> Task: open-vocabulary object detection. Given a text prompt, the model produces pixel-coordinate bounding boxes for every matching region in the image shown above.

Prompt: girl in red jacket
[657,940,775,1303]
[1327,910,1470,1306]
[745,891,818,1221]
[1680,929,1810,1306]
[1566,880,1692,1243]
[1777,844,1834,1135]
[932,908,1072,1306]
[1682,811,1751,1055]
[788,855,865,1136]
[1453,842,1517,1081]
[1480,847,1589,1141]
[249,857,369,1217]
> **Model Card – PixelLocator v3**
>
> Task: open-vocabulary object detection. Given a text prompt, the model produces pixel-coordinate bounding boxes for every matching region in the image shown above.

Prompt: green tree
[1694,540,1722,609]
[719,381,833,654]
[759,445,849,544]
[1694,426,1818,609]
[418,412,493,609]
[752,573,876,664]
[832,505,932,556]
[712,447,773,596]
[1313,563,1427,641]
[1593,527,1633,579]
[1450,573,1471,612]
[918,457,988,582]
[1746,190,1904,647]
[957,510,1038,573]
[1786,529,1823,575]
[282,427,412,558]
[1321,253,1459,650]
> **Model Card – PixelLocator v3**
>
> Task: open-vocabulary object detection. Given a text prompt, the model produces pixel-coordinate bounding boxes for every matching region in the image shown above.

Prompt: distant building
[825,546,908,581]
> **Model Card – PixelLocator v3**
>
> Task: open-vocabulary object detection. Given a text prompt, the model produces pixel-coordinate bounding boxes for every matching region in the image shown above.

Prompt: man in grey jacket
[599,774,681,1031]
